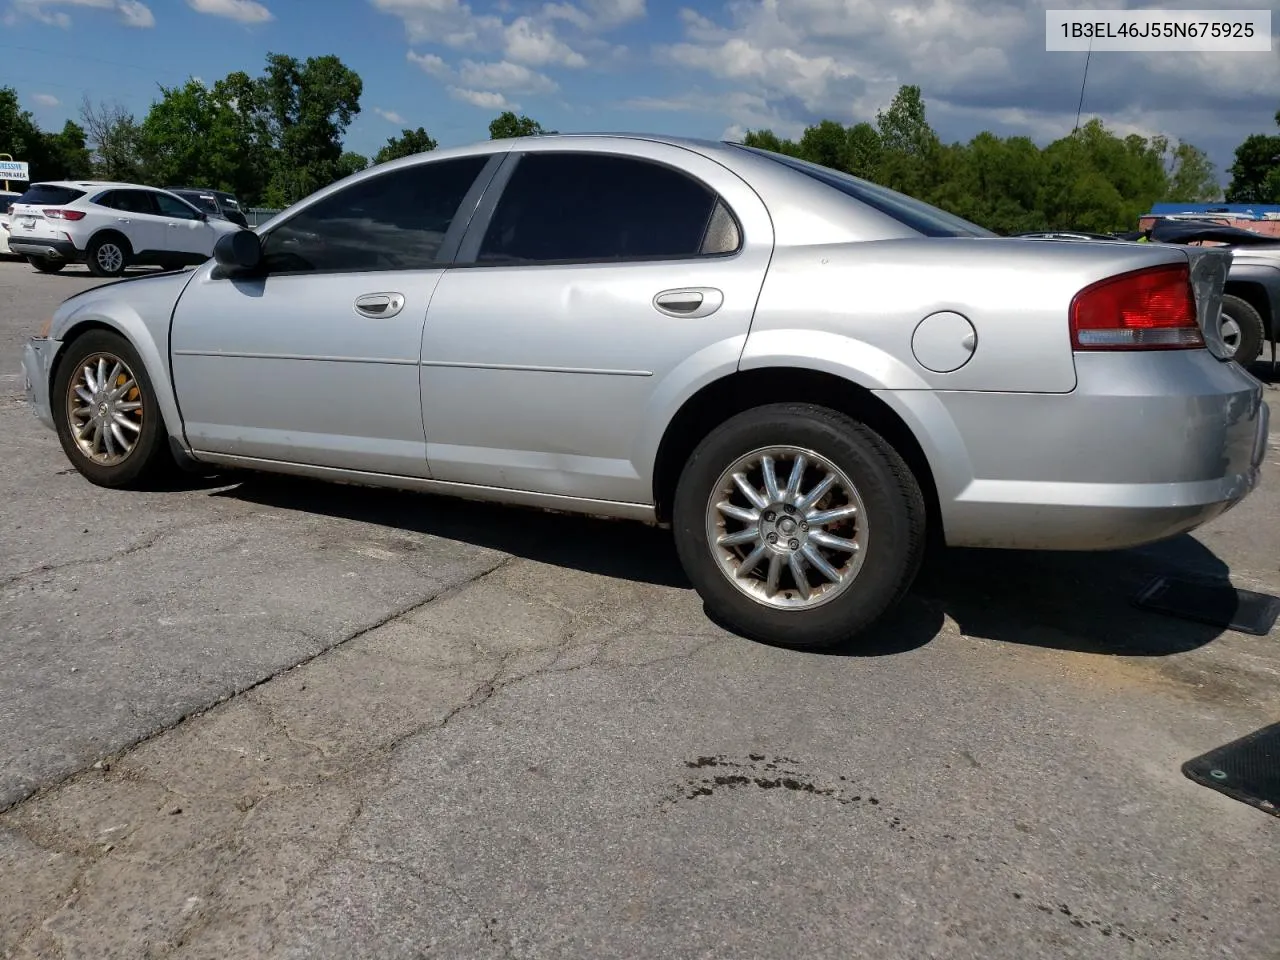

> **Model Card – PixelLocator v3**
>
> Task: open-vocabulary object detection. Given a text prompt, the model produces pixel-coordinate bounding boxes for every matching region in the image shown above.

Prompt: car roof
[26,180,164,192]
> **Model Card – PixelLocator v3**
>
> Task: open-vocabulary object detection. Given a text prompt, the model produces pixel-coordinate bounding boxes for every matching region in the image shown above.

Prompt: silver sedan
[21,134,1271,650]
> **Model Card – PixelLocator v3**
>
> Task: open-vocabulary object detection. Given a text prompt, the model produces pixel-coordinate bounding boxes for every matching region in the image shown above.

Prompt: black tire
[1219,294,1265,367]
[672,402,926,651]
[28,256,65,274]
[51,330,174,488]
[86,233,130,278]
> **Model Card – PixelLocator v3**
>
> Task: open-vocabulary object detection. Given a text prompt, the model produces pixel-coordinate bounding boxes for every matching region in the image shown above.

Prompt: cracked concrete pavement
[2,260,1279,959]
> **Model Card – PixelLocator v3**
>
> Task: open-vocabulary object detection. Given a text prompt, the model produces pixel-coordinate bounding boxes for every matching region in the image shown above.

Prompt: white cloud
[186,0,273,23]
[655,0,1279,168]
[372,0,637,70]
[448,86,516,110]
[375,107,406,123]
[503,15,587,67]
[458,58,558,93]
[31,92,60,106]
[9,0,154,27]
[408,50,454,79]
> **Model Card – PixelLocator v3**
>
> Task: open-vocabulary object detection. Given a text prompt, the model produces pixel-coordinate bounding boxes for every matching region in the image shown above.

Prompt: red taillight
[1069,263,1204,351]
[44,208,86,221]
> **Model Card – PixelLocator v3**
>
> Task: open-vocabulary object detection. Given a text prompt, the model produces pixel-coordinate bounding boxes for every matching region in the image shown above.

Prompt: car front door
[169,151,500,476]
[418,142,775,505]
[151,191,217,260]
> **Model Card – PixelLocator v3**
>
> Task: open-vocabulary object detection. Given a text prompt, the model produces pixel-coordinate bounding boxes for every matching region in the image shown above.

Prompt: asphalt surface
[1,258,1278,959]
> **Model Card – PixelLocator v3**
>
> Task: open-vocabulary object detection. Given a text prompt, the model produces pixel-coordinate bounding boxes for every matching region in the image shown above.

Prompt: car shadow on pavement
[220,474,690,588]
[220,474,1232,660]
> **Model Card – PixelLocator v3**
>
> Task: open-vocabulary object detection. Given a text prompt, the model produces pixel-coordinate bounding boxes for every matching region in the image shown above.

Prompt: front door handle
[653,287,724,319]
[354,292,406,319]
[116,218,131,224]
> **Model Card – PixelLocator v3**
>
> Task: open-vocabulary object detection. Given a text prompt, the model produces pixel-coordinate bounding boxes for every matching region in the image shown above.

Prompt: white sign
[1046,9,1272,52]
[0,160,29,181]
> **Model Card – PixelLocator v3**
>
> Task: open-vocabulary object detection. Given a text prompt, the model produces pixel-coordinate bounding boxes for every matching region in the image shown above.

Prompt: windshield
[735,145,996,239]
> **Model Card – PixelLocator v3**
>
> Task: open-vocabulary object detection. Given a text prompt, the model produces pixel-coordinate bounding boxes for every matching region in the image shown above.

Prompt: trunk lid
[1181,244,1233,360]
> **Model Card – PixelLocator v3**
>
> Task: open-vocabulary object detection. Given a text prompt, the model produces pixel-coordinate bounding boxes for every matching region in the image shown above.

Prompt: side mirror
[214,229,262,271]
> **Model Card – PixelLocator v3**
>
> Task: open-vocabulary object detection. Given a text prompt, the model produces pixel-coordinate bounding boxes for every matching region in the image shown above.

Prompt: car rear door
[418,141,775,504]
[95,189,166,255]
[169,151,500,476]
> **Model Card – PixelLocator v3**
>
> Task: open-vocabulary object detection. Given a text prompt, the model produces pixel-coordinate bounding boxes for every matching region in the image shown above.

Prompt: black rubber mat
[1132,576,1280,636]
[1182,723,1280,817]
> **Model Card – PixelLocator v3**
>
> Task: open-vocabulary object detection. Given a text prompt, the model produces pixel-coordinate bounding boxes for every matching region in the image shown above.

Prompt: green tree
[0,86,45,182]
[336,151,368,178]
[798,119,851,172]
[253,53,363,206]
[137,79,259,195]
[740,129,800,156]
[40,121,93,181]
[1225,116,1280,203]
[488,111,546,139]
[374,126,437,165]
[844,122,882,178]
[874,84,943,197]
[1163,141,1220,202]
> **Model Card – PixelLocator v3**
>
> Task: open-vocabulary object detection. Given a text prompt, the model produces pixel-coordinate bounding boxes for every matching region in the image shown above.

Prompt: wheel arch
[88,228,134,254]
[1223,279,1273,339]
[49,314,186,447]
[650,366,945,545]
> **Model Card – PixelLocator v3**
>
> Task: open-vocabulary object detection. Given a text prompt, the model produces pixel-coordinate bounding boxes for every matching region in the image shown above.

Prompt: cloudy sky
[3,0,1276,181]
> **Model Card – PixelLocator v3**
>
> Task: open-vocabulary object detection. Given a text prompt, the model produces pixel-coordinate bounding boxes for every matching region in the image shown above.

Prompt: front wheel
[673,403,926,651]
[51,330,173,488]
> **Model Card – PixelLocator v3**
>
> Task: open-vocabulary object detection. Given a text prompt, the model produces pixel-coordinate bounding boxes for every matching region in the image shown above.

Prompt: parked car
[1018,220,1280,366]
[6,181,242,277]
[0,188,23,256]
[165,187,250,228]
[20,135,1270,650]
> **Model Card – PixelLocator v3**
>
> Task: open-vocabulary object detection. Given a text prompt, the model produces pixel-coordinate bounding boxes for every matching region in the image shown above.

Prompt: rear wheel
[28,256,65,274]
[86,234,129,278]
[51,330,173,488]
[673,402,926,650]
[1219,294,1265,367]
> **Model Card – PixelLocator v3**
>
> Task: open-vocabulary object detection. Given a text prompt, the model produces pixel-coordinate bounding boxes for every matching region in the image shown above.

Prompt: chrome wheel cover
[705,445,868,611]
[66,353,144,466]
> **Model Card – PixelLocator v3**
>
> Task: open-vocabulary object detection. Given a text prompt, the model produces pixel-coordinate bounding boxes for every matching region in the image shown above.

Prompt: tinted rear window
[736,146,995,239]
[16,184,87,206]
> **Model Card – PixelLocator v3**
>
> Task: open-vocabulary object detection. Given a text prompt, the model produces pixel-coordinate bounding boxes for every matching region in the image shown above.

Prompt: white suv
[7,181,243,277]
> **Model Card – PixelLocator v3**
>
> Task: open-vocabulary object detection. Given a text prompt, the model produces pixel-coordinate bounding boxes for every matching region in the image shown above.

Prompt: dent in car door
[419,144,774,504]
[170,152,499,476]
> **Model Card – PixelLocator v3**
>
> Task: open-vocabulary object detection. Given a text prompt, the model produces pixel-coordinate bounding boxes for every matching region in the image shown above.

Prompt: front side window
[260,155,491,274]
[155,193,201,219]
[476,152,739,264]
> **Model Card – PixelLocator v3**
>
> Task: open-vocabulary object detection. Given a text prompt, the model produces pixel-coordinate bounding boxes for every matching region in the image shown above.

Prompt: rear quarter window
[737,146,996,239]
[15,184,87,206]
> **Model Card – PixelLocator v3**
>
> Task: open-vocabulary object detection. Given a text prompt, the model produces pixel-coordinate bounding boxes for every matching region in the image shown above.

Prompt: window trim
[245,152,506,280]
[451,149,745,269]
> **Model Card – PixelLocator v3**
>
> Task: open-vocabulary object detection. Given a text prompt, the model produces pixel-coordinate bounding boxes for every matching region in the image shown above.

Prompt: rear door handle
[354,292,406,319]
[653,287,724,318]
[117,218,131,224]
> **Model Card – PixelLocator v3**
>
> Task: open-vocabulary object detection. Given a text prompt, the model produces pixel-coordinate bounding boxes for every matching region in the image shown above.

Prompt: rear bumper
[22,337,57,431]
[895,351,1270,551]
[9,237,80,262]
